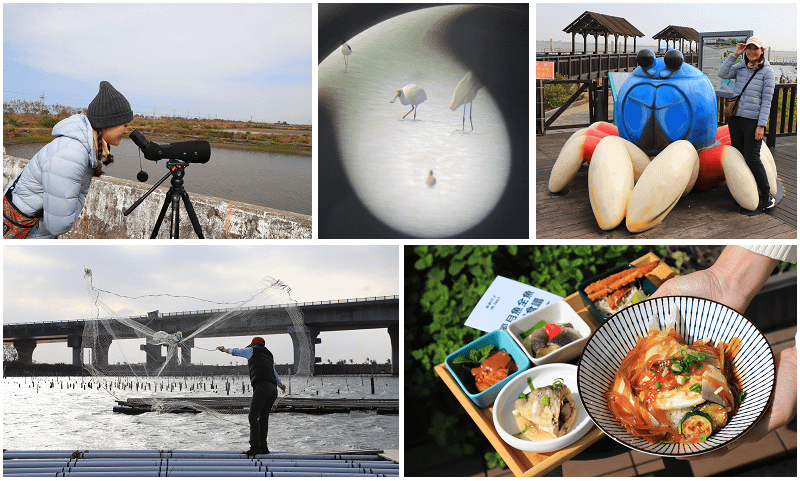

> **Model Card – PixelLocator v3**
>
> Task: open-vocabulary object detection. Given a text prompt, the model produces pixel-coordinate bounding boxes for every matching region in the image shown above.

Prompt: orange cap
[248,336,265,347]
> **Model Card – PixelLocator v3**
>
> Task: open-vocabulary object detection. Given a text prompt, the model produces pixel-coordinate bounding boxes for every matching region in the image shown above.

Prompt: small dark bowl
[578,264,657,323]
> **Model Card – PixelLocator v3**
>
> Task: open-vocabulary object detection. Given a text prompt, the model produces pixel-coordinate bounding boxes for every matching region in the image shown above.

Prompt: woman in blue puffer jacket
[3,81,133,238]
[717,36,776,212]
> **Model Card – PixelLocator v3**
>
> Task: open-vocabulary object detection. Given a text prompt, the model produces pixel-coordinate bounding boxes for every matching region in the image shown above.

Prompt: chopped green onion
[699,433,708,443]
[552,378,564,389]
[521,320,546,339]
[513,425,529,438]
[654,382,663,389]
[658,440,675,444]
[517,392,527,401]
[527,378,535,393]
[689,383,702,393]
[539,395,550,406]
[738,391,747,403]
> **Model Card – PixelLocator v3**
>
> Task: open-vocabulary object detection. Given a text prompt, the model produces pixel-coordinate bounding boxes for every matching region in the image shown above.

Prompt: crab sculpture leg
[548,122,778,232]
[697,124,779,209]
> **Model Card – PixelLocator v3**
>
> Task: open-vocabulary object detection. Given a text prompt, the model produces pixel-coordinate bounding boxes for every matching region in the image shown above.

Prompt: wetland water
[4,375,398,452]
[5,139,311,215]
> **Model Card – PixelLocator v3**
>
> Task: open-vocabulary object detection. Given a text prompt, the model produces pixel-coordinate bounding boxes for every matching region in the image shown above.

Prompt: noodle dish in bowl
[577,296,776,456]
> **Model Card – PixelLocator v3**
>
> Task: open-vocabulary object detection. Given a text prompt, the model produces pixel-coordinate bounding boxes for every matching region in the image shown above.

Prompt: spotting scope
[129,129,211,163]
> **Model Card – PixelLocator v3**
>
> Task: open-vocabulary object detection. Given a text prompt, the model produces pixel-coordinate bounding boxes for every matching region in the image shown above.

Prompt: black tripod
[124,159,205,238]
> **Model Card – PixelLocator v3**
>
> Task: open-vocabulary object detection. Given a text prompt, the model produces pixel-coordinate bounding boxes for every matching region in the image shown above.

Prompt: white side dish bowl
[507,301,592,365]
[492,363,593,453]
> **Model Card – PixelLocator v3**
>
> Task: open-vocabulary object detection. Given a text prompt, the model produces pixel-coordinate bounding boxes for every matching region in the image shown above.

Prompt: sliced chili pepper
[544,323,561,339]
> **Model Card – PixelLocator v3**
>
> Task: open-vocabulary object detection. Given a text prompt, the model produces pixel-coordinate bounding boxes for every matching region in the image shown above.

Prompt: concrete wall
[3,155,312,239]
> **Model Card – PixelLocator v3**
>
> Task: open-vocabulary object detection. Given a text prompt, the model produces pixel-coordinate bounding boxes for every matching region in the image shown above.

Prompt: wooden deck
[536,133,797,239]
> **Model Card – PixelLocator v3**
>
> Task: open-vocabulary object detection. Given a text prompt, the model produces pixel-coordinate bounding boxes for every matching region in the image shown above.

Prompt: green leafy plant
[451,344,495,366]
[543,73,586,111]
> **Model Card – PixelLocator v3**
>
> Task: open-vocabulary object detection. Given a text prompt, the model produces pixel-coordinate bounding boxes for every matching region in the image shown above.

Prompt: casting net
[81,266,313,415]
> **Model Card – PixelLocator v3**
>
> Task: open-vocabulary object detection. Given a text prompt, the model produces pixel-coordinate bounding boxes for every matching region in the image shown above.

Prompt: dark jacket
[248,345,278,386]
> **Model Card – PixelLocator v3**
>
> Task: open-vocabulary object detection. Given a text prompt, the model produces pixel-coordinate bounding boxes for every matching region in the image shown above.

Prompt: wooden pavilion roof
[563,11,644,38]
[653,25,699,42]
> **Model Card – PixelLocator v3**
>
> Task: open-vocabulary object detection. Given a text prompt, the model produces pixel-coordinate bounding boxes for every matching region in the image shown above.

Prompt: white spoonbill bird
[391,84,427,120]
[449,71,483,131]
[340,43,352,71]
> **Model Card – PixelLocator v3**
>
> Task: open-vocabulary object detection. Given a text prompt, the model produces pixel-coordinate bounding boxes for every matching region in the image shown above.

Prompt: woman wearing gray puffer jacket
[3,81,133,238]
[717,36,776,211]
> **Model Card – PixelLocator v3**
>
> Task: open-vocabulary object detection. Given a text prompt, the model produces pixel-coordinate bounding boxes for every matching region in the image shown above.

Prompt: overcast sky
[3,245,399,366]
[3,3,311,124]
[537,2,797,52]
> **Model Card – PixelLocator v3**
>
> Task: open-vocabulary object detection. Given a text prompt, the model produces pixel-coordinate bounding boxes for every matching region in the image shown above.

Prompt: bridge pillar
[387,325,399,376]
[13,338,37,364]
[288,326,320,375]
[93,337,112,365]
[180,337,194,366]
[67,335,82,366]
[141,343,165,372]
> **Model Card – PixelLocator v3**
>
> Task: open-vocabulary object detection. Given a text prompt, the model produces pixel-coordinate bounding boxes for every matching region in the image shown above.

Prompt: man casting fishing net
[218,337,286,455]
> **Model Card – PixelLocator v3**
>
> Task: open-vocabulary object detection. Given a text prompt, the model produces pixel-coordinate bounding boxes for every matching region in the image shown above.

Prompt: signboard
[536,61,555,79]
[699,30,753,96]
[464,276,562,332]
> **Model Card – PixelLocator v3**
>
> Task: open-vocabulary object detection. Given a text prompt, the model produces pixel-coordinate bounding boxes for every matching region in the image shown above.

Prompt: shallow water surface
[3,375,398,452]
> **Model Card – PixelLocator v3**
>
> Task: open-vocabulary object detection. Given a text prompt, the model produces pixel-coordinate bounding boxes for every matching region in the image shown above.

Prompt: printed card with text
[464,276,563,332]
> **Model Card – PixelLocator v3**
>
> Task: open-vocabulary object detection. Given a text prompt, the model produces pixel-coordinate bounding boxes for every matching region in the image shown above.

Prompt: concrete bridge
[3,155,311,239]
[3,296,399,375]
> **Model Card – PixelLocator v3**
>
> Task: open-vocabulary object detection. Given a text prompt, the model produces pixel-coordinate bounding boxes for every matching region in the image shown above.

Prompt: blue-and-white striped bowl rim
[577,296,776,456]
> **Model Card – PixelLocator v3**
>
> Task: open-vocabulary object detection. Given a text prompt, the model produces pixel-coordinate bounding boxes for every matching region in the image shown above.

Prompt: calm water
[319,5,512,237]
[3,375,398,452]
[5,139,311,215]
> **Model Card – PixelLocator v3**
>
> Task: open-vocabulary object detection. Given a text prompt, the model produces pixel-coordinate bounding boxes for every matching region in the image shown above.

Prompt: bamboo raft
[3,449,399,477]
[113,397,399,415]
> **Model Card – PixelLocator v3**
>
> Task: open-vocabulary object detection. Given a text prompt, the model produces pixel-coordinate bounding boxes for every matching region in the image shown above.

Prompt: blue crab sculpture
[548,49,779,232]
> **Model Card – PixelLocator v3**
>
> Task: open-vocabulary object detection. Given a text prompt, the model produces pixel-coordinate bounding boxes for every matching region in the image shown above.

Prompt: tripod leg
[170,190,182,239]
[151,188,173,239]
[181,190,205,239]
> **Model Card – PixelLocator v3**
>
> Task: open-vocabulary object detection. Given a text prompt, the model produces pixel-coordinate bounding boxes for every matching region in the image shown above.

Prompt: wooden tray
[435,253,676,476]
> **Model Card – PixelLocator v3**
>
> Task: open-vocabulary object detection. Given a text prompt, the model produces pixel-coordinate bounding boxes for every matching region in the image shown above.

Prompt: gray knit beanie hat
[87,81,133,129]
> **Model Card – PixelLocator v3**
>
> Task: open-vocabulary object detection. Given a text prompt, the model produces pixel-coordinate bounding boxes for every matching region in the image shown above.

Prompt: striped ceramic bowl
[577,296,776,456]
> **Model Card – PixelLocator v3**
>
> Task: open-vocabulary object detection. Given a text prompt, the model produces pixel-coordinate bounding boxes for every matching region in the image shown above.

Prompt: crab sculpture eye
[637,49,655,69]
[664,49,684,70]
